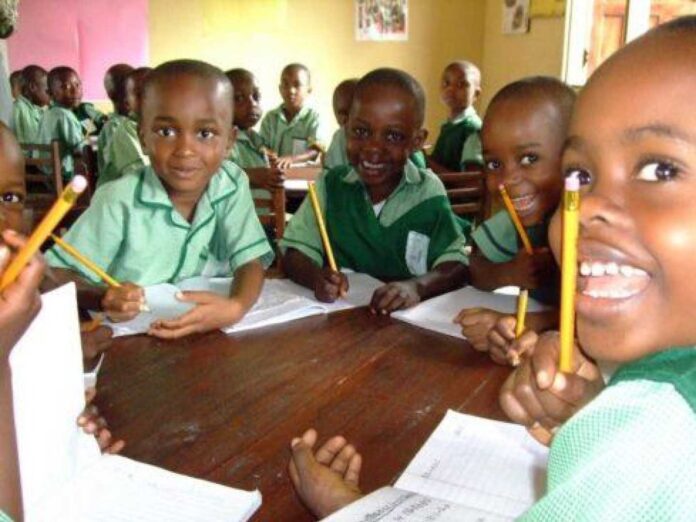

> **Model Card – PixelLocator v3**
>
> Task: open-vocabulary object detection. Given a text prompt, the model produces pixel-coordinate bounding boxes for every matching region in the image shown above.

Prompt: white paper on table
[283,179,310,191]
[11,284,261,521]
[391,286,548,339]
[324,410,548,522]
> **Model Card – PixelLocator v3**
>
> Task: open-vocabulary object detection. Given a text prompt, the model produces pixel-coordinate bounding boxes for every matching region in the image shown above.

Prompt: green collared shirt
[280,161,468,280]
[97,117,149,188]
[324,127,348,169]
[259,104,324,157]
[35,104,85,180]
[227,129,271,212]
[97,112,129,174]
[431,106,482,171]
[46,161,274,286]
[12,95,44,144]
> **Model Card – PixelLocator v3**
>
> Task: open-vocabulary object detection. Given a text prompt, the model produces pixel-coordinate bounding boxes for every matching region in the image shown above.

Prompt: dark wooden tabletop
[96,307,512,521]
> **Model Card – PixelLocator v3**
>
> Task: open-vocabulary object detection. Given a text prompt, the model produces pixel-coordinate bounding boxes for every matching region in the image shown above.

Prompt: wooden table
[96,308,512,521]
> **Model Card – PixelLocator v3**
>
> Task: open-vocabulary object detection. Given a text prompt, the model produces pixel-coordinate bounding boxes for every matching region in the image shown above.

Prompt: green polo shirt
[280,161,468,281]
[431,106,482,171]
[227,129,272,214]
[74,102,107,135]
[35,104,85,180]
[46,160,274,286]
[259,104,323,157]
[0,510,13,522]
[523,347,696,521]
[97,112,129,174]
[12,95,44,144]
[97,117,149,188]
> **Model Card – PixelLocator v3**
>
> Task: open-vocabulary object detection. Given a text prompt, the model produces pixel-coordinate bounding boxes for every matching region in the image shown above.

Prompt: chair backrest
[251,185,286,242]
[439,170,488,223]
[21,140,64,196]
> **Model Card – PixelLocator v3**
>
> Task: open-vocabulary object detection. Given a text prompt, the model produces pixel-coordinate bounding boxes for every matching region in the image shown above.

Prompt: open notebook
[392,286,548,339]
[102,272,383,337]
[10,284,261,521]
[324,410,549,522]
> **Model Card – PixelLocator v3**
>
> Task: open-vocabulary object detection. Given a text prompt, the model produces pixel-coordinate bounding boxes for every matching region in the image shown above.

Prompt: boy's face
[333,87,354,128]
[27,74,50,107]
[50,71,82,109]
[346,84,426,197]
[482,96,565,227]
[440,65,479,114]
[548,34,696,363]
[0,133,27,234]
[279,68,311,113]
[125,76,140,115]
[139,74,235,202]
[232,76,262,130]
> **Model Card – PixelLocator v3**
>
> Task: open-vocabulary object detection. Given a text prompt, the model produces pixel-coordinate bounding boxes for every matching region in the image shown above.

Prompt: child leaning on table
[287,16,696,521]
[46,60,274,340]
[280,68,469,314]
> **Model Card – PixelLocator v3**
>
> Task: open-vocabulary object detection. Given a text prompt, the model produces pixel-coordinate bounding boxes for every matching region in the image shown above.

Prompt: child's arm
[370,261,467,314]
[283,248,348,303]
[148,259,265,339]
[469,246,557,291]
[244,167,285,189]
[272,148,320,170]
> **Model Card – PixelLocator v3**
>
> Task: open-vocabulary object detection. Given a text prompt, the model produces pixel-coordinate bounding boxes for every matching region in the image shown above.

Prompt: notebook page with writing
[392,286,547,339]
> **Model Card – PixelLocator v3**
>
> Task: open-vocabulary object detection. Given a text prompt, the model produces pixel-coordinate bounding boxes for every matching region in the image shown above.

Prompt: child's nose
[174,133,196,156]
[500,165,523,186]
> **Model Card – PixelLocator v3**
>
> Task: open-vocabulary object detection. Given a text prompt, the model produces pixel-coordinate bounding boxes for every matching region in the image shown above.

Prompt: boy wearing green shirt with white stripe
[280,68,468,315]
[96,63,133,174]
[11,65,49,144]
[47,60,273,340]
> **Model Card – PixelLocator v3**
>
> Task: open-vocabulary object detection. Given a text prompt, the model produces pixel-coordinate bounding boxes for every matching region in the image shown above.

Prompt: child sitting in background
[260,63,324,169]
[35,66,86,181]
[324,78,358,170]
[96,63,134,174]
[12,65,49,144]
[46,60,273,340]
[280,68,468,314]
[97,66,151,188]
[428,61,483,173]
[455,77,575,361]
[225,68,283,214]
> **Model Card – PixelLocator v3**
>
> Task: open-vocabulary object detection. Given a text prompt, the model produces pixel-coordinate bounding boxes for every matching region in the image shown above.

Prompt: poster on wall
[503,0,530,34]
[530,0,566,18]
[355,0,408,41]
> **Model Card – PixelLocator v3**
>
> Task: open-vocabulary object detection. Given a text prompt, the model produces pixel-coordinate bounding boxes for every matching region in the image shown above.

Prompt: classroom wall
[479,0,567,111]
[148,0,486,143]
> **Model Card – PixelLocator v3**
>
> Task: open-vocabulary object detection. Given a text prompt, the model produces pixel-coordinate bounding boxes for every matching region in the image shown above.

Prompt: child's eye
[484,159,501,172]
[1,192,24,204]
[520,154,538,166]
[156,127,176,138]
[198,129,217,140]
[351,127,369,139]
[386,130,405,143]
[636,161,679,182]
[564,167,592,186]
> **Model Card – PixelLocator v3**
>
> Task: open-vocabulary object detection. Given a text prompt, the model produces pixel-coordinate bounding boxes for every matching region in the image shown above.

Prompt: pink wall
[8,0,149,100]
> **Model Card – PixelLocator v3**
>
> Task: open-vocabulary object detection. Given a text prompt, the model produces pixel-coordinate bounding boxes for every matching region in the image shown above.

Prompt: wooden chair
[250,183,286,274]
[439,170,488,224]
[21,140,64,198]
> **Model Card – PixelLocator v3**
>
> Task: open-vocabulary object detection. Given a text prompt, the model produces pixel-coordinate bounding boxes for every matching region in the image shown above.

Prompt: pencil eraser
[70,175,88,194]
[565,175,580,191]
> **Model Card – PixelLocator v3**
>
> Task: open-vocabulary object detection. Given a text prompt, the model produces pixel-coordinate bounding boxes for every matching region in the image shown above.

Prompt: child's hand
[80,321,113,363]
[78,387,125,454]
[101,282,145,322]
[508,247,556,289]
[274,156,294,170]
[265,167,285,189]
[247,168,286,189]
[148,291,245,339]
[499,330,604,445]
[454,307,508,363]
[370,281,420,315]
[0,230,45,357]
[314,268,348,303]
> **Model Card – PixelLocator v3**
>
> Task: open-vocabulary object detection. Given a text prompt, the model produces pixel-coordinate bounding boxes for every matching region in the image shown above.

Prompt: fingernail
[77,415,86,425]
[139,303,150,313]
[531,421,541,429]
[537,370,549,387]
[175,291,184,300]
[509,353,520,367]
[552,373,567,391]
[0,245,9,264]
[551,426,559,434]
[291,437,300,447]
[4,229,17,237]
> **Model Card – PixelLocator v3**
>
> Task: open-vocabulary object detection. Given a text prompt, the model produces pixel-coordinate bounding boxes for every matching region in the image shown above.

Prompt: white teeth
[579,261,649,278]
[619,265,633,277]
[591,262,605,277]
[606,262,619,276]
[580,261,592,276]
[363,161,384,169]
[583,289,637,299]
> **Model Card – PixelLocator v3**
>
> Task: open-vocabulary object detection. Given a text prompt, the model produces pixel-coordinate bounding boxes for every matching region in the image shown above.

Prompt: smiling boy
[280,68,468,314]
[46,60,273,339]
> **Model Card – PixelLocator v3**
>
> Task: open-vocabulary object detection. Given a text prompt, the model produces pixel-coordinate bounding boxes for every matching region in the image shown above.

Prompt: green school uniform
[12,95,44,144]
[279,161,468,281]
[260,104,323,157]
[523,347,696,521]
[227,129,271,214]
[97,117,149,188]
[35,104,85,180]
[96,112,129,174]
[431,106,482,171]
[0,510,13,522]
[73,102,107,135]
[46,161,274,286]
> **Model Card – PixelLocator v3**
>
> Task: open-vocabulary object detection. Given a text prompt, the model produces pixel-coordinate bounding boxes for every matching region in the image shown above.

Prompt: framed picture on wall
[502,0,531,34]
[355,0,408,41]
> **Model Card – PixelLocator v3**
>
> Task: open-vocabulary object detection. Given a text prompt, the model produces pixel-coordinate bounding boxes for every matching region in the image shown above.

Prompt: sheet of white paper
[394,410,548,519]
[391,286,547,339]
[324,486,508,522]
[83,352,105,390]
[284,179,310,191]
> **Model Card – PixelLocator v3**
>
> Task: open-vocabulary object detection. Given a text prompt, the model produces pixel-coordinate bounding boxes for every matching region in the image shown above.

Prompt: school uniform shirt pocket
[291,137,308,156]
[405,231,430,276]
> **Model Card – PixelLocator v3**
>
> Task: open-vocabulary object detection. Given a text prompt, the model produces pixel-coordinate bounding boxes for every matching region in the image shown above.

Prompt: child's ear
[473,87,481,104]
[412,128,428,151]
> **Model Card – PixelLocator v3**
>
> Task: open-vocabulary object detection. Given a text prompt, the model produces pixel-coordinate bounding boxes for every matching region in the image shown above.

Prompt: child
[280,68,468,314]
[35,66,86,181]
[12,65,49,144]
[260,63,324,169]
[46,60,274,340]
[288,17,696,520]
[455,77,575,361]
[428,61,483,173]
[225,68,283,213]
[9,70,22,101]
[97,66,151,188]
[96,63,134,173]
[324,78,358,169]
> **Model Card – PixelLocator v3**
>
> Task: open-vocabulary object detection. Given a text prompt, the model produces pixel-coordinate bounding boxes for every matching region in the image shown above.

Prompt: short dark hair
[21,65,47,86]
[333,78,359,105]
[354,67,426,127]
[9,69,23,87]
[444,60,481,89]
[225,68,254,86]
[104,63,134,101]
[47,66,78,90]
[142,59,231,103]
[654,14,696,34]
[281,63,311,84]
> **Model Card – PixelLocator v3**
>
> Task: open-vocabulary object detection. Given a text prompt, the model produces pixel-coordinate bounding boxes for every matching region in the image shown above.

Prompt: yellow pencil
[50,234,121,288]
[307,182,338,272]
[515,289,529,337]
[559,176,580,372]
[0,176,88,291]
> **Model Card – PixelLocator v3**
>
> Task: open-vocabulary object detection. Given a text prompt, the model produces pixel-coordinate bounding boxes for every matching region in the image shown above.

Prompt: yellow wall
[148,0,486,142]
[480,0,566,110]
